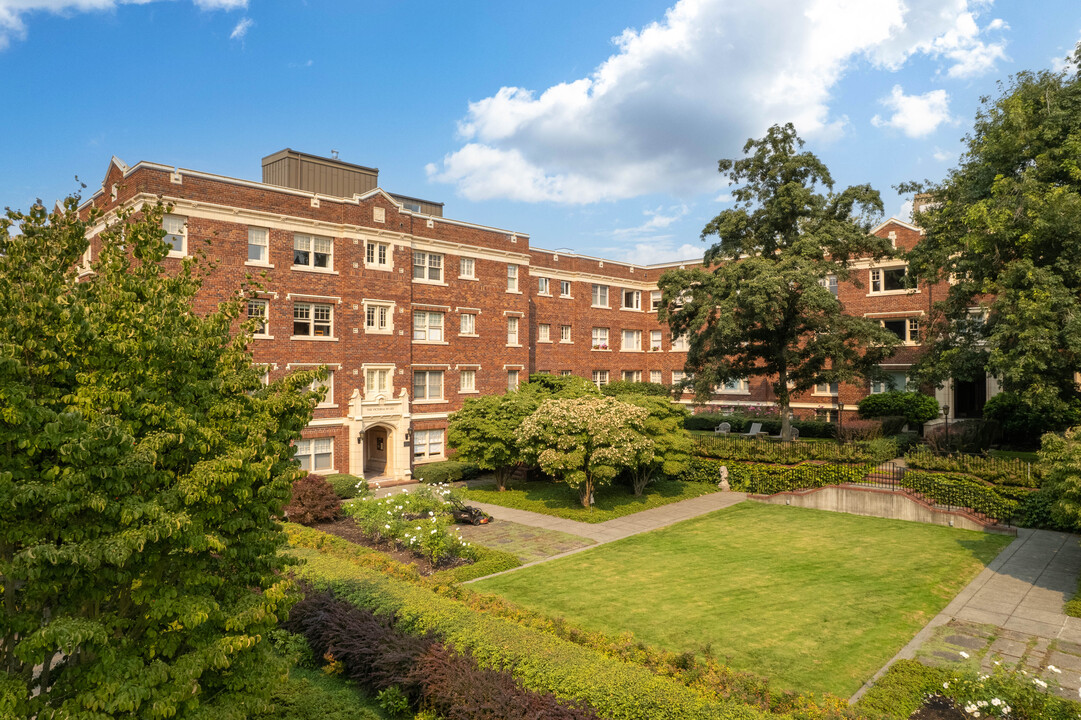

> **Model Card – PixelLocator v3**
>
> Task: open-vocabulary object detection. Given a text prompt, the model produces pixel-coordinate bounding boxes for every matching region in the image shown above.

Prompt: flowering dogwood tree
[516,396,653,508]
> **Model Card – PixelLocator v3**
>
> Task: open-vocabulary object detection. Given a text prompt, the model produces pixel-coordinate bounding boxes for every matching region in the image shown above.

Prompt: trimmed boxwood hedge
[685,413,835,438]
[325,473,367,499]
[727,462,872,495]
[413,460,481,484]
[855,659,945,720]
[900,470,1018,522]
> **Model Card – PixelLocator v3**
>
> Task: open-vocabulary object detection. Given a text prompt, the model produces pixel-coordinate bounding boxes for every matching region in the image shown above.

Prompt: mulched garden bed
[910,695,966,720]
[311,516,470,576]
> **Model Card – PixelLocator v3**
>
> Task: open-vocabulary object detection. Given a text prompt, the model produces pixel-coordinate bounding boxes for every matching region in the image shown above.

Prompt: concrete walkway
[854,528,1081,702]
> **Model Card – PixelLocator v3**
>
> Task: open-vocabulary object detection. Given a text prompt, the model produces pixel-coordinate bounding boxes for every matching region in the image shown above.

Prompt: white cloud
[932,146,954,162]
[605,239,706,266]
[1051,32,1081,72]
[428,0,1010,205]
[0,0,247,49]
[871,85,955,138]
[898,198,914,223]
[229,15,251,40]
[610,204,690,237]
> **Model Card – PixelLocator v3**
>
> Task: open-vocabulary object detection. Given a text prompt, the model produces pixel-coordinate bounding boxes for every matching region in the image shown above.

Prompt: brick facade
[80,154,953,479]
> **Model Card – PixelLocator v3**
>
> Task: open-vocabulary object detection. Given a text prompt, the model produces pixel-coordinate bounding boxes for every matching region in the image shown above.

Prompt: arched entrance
[364,425,392,478]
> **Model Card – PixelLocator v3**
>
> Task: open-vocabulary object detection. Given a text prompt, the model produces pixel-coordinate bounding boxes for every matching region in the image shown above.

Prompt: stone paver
[853,528,1081,704]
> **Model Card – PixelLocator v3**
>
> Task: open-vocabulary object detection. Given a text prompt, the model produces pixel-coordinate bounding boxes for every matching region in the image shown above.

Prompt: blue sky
[1,0,1079,264]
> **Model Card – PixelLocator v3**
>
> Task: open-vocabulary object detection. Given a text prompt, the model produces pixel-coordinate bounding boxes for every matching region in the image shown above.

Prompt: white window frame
[459,312,477,337]
[621,329,642,352]
[460,369,477,393]
[869,266,909,295]
[622,289,641,310]
[507,264,519,293]
[507,316,520,346]
[622,370,642,383]
[507,369,520,391]
[650,330,662,352]
[364,366,393,399]
[295,437,334,473]
[459,256,476,279]
[880,317,920,344]
[247,299,270,338]
[247,227,270,266]
[413,311,445,342]
[672,370,686,384]
[560,280,572,298]
[650,290,663,311]
[413,370,444,401]
[292,302,334,339]
[310,370,335,408]
[560,324,573,343]
[293,233,333,271]
[814,382,840,396]
[671,334,689,352]
[591,284,609,308]
[650,370,663,384]
[363,301,394,334]
[538,277,550,295]
[365,240,391,270]
[591,370,609,388]
[591,327,609,350]
[413,251,444,283]
[538,323,551,343]
[413,429,445,460]
[819,274,838,296]
[163,214,187,257]
[721,378,750,394]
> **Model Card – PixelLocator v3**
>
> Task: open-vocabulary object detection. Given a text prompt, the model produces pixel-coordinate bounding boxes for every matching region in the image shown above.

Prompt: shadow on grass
[475,479,699,513]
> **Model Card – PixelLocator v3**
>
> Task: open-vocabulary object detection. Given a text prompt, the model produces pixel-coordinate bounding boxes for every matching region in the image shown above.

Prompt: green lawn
[473,502,1011,697]
[460,478,717,523]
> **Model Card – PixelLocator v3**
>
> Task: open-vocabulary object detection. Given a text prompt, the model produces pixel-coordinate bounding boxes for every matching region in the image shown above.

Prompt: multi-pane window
[365,368,391,398]
[871,371,909,394]
[650,330,662,351]
[163,215,186,255]
[650,290,663,311]
[560,324,572,342]
[870,267,907,293]
[819,274,838,296]
[560,370,572,377]
[591,327,609,349]
[413,251,443,281]
[413,429,444,459]
[671,334,689,352]
[538,323,551,342]
[413,370,444,400]
[881,318,920,343]
[672,370,686,384]
[507,265,519,292]
[293,233,332,269]
[591,284,609,307]
[538,277,550,295]
[364,303,391,333]
[293,303,332,337]
[622,370,642,382]
[622,289,641,310]
[722,378,749,393]
[459,257,475,279]
[815,382,840,395]
[650,370,663,384]
[247,299,269,336]
[460,369,476,392]
[295,437,333,472]
[309,370,334,407]
[622,329,642,351]
[560,280,572,297]
[507,316,519,345]
[507,369,520,391]
[591,370,609,388]
[413,311,444,342]
[248,227,269,263]
[459,313,476,336]
[365,241,390,268]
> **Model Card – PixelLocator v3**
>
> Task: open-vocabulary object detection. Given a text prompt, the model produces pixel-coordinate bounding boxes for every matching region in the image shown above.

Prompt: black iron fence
[903,447,1037,488]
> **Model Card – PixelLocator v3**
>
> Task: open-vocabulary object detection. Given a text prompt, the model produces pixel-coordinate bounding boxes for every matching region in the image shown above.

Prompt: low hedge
[904,448,1039,488]
[685,414,835,438]
[900,471,1018,523]
[325,473,367,499]
[855,659,944,720]
[727,462,872,495]
[692,435,883,464]
[296,560,771,720]
[413,460,481,484]
[260,667,384,720]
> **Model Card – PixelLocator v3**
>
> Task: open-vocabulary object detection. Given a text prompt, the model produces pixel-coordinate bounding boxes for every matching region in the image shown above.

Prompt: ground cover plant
[691,435,885,464]
[459,478,717,523]
[904,448,1039,488]
[454,520,595,564]
[472,502,1011,697]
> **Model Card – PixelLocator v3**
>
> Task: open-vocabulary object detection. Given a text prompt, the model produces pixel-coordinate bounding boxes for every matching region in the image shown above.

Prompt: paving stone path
[854,528,1081,703]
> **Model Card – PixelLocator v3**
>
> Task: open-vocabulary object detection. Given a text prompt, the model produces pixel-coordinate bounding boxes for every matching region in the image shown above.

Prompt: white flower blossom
[1033,677,1048,688]
[959,651,969,659]
[1048,664,1061,673]
[991,698,1001,706]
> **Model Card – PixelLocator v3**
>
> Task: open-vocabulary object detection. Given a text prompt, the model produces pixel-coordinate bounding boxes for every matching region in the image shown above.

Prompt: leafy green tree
[0,199,318,718]
[600,380,672,398]
[617,395,692,496]
[516,397,652,508]
[857,391,940,427]
[1039,426,1081,531]
[659,123,900,439]
[904,47,1081,418]
[522,373,601,399]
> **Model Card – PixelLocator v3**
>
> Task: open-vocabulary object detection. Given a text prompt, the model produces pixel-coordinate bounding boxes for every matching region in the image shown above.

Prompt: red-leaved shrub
[284,473,341,525]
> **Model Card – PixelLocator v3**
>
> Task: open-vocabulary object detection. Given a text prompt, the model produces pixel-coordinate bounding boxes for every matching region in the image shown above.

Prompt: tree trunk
[495,466,510,491]
[778,368,793,441]
[579,478,593,508]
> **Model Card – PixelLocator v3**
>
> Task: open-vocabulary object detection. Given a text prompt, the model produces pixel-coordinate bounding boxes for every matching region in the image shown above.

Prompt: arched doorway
[364,426,392,478]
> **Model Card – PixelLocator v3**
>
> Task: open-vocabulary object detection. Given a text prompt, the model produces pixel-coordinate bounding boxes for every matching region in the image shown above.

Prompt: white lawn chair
[740,422,764,438]
[714,422,731,435]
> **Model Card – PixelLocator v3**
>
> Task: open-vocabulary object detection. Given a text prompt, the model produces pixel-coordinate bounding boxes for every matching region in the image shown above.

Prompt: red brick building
[78,150,991,480]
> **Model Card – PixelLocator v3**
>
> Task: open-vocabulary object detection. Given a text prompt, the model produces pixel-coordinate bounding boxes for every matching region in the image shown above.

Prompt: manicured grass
[989,449,1039,462]
[460,478,717,523]
[456,519,595,563]
[473,502,1011,697]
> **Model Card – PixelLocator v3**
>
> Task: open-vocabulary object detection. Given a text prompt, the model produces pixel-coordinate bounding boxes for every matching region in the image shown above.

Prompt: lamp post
[941,404,950,450]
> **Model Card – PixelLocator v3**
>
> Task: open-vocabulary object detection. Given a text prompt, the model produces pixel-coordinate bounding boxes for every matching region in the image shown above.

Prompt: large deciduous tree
[904,48,1081,421]
[0,199,318,718]
[659,123,900,439]
[618,395,692,497]
[516,396,652,508]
